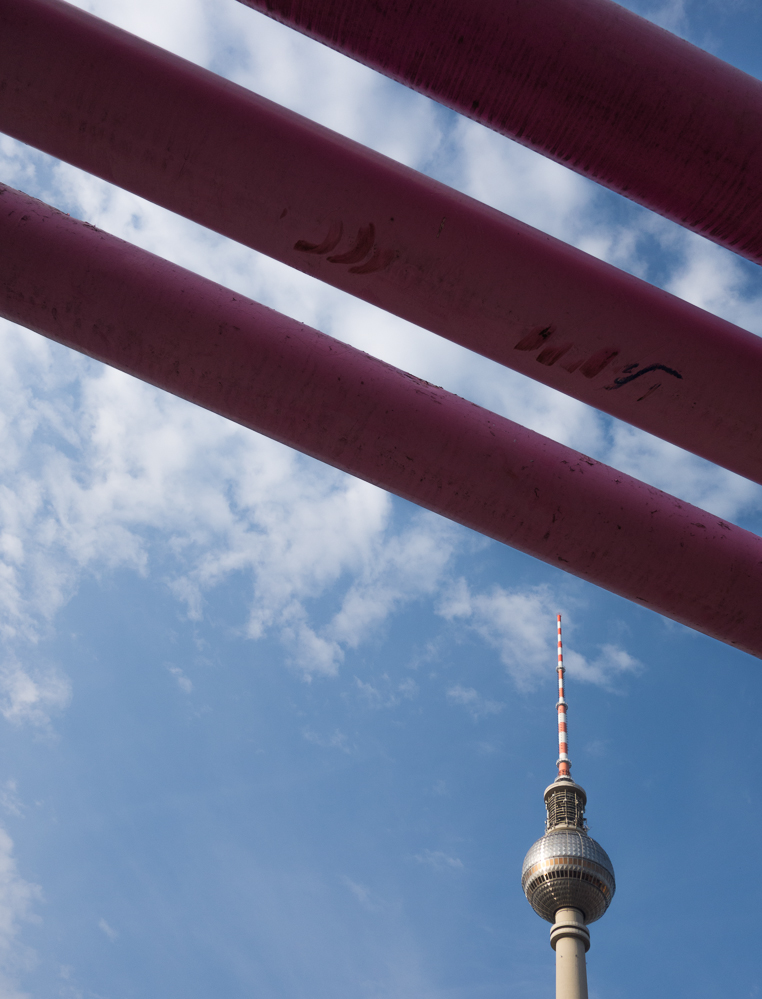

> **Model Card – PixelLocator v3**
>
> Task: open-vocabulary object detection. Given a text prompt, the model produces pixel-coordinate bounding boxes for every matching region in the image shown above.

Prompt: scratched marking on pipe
[514,328,683,392]
[295,221,396,274]
[605,364,683,389]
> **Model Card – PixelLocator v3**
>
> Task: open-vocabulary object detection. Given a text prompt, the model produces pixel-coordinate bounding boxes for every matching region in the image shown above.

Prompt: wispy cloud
[355,675,419,709]
[0,826,43,996]
[438,581,641,690]
[166,664,193,694]
[98,918,118,941]
[413,849,464,872]
[0,659,71,728]
[302,728,351,753]
[446,685,504,720]
[339,876,382,912]
[0,783,24,819]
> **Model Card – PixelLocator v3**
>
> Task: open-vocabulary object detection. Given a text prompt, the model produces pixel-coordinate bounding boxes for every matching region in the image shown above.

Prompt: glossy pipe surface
[2,182,761,657]
[2,1,762,485]
[239,0,762,265]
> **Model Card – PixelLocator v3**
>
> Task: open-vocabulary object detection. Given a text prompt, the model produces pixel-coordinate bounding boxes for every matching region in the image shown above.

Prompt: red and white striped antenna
[556,614,571,778]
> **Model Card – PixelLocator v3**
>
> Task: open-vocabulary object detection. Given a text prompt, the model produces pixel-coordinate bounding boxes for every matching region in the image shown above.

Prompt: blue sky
[0,0,761,996]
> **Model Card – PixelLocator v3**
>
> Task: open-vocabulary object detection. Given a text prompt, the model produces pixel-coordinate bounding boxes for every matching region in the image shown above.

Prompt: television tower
[521,615,615,999]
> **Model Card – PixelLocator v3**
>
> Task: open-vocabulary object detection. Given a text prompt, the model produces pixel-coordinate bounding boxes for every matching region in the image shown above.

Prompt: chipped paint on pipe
[2,183,761,658]
[238,0,762,266]
[2,2,762,485]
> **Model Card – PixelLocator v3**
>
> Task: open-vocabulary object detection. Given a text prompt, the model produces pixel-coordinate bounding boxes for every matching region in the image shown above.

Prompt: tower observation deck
[521,616,615,999]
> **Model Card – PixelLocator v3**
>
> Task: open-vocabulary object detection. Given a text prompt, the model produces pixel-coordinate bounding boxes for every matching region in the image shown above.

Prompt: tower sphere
[521,789,616,923]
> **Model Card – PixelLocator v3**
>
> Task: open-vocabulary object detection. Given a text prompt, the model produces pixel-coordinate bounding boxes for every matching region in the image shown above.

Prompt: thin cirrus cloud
[97,918,118,942]
[413,849,464,872]
[446,684,504,720]
[0,659,71,728]
[438,581,641,691]
[0,825,42,997]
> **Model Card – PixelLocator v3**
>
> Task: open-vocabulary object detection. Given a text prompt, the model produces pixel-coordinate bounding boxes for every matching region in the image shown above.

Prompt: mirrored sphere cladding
[521,827,616,923]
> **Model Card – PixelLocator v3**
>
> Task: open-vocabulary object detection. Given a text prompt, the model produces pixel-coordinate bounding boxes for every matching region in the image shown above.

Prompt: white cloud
[0,826,43,998]
[0,659,71,729]
[664,229,762,335]
[564,645,642,687]
[72,0,213,64]
[217,2,443,165]
[446,685,504,720]
[302,729,350,753]
[438,581,641,691]
[354,676,419,709]
[279,607,345,678]
[339,876,379,912]
[166,665,193,694]
[0,318,451,679]
[397,678,418,699]
[0,784,23,820]
[444,116,595,243]
[413,850,463,872]
[0,310,470,684]
[97,918,118,941]
[626,0,689,35]
[325,518,458,651]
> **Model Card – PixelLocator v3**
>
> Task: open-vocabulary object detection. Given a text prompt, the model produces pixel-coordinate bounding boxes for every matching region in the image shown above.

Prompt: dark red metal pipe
[2,1,762,486]
[2,182,762,657]
[239,0,762,265]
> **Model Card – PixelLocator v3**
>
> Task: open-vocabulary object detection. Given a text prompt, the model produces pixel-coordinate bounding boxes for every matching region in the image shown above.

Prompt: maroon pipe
[240,0,762,265]
[2,1,762,486]
[2,182,762,657]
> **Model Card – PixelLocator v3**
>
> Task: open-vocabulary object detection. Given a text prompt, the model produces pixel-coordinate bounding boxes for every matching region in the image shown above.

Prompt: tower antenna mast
[556,614,570,779]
